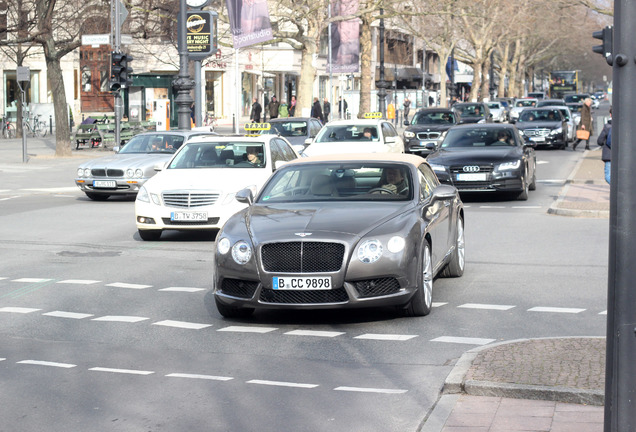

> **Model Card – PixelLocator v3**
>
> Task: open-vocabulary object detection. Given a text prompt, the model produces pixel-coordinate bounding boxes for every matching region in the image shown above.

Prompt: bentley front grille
[261,242,345,273]
[220,279,259,299]
[353,278,401,298]
[259,287,349,304]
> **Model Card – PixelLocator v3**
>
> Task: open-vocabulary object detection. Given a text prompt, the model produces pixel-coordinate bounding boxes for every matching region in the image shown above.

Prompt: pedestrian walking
[249,97,262,123]
[289,96,297,117]
[573,97,593,150]
[338,97,348,119]
[268,95,280,119]
[403,97,411,123]
[278,101,289,118]
[311,97,324,123]
[597,107,612,184]
[323,98,331,122]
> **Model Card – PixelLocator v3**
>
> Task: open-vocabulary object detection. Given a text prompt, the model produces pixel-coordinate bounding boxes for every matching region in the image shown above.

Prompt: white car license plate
[171,211,208,221]
[419,141,435,147]
[530,136,545,142]
[456,173,487,181]
[93,180,117,188]
[272,276,332,290]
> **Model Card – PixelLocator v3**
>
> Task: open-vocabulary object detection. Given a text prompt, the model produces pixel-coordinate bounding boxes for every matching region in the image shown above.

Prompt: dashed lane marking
[431,336,496,345]
[43,311,93,319]
[105,282,152,290]
[247,379,319,389]
[528,307,586,314]
[57,280,101,285]
[152,320,211,330]
[17,360,76,368]
[89,367,154,375]
[432,302,448,307]
[354,334,418,341]
[458,303,515,311]
[284,330,346,338]
[166,373,233,381]
[0,307,40,313]
[11,278,52,283]
[334,386,408,394]
[159,287,205,292]
[91,315,149,323]
[218,326,278,333]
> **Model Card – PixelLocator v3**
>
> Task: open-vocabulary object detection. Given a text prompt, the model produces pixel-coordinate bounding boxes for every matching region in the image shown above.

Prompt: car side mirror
[153,162,166,172]
[432,184,457,200]
[403,120,409,126]
[236,188,254,205]
[304,138,312,145]
[113,146,121,153]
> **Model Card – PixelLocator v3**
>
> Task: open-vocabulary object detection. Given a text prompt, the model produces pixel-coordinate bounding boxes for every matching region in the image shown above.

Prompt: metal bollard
[49,115,53,135]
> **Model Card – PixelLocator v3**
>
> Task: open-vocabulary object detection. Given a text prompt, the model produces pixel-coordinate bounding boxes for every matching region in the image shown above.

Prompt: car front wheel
[441,216,465,278]
[403,242,433,317]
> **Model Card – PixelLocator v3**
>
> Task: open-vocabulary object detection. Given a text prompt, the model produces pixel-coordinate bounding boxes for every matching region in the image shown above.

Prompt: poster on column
[225,0,273,49]
[329,0,360,73]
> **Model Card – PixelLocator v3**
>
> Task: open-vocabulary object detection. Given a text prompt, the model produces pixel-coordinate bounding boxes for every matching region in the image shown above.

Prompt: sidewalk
[424,148,609,432]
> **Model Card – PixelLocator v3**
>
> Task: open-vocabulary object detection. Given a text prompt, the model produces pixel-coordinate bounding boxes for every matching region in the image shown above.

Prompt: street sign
[17,66,30,82]
[119,0,128,25]
[81,34,133,46]
[186,11,217,60]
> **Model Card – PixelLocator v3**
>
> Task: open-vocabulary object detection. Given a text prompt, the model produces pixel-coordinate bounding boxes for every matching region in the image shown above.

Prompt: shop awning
[375,67,423,82]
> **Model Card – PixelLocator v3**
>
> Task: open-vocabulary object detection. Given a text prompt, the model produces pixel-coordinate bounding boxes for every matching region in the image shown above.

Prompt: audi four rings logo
[463,166,480,172]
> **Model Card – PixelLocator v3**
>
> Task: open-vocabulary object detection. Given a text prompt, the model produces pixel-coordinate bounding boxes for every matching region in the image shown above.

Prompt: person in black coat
[323,97,331,122]
[597,107,612,184]
[311,97,324,123]
[250,97,262,123]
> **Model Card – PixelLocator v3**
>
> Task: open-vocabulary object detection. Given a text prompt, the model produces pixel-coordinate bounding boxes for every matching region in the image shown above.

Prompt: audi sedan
[74,131,216,200]
[213,153,465,318]
[426,123,537,200]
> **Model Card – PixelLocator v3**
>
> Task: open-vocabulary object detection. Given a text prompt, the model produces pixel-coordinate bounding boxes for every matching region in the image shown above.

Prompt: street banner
[330,0,360,73]
[225,0,273,49]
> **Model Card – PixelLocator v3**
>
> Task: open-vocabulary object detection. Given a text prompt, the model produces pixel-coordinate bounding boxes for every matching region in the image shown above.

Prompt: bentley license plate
[171,211,208,221]
[93,180,117,188]
[272,276,332,290]
[456,173,487,181]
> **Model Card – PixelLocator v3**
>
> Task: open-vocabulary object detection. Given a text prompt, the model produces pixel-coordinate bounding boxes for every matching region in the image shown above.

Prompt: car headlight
[137,186,150,203]
[497,160,522,171]
[232,241,252,264]
[477,119,485,124]
[429,163,447,173]
[135,169,144,178]
[77,168,85,177]
[404,131,415,138]
[126,169,134,178]
[83,168,91,177]
[518,130,526,136]
[357,239,383,264]
[550,127,563,135]
[217,237,231,255]
[387,236,405,253]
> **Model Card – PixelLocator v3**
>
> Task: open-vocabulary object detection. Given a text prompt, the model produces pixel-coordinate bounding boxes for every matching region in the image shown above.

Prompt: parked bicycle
[2,115,16,139]
[23,113,48,137]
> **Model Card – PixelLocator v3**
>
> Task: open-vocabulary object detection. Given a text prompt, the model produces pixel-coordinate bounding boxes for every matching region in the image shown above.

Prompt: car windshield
[412,112,456,125]
[568,104,582,113]
[441,127,517,148]
[564,94,588,103]
[258,163,412,202]
[168,142,266,169]
[455,105,484,117]
[487,103,501,109]
[314,125,378,142]
[519,109,561,122]
[119,134,185,154]
[515,100,536,107]
[265,121,308,137]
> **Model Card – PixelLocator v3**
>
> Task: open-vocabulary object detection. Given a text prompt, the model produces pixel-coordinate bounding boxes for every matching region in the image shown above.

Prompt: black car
[564,93,590,104]
[402,108,460,156]
[426,123,537,200]
[453,102,492,124]
[263,117,324,154]
[514,107,568,149]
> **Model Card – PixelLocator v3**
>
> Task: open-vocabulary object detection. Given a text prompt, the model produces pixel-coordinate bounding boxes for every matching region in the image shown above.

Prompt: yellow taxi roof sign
[363,112,382,119]
[244,122,271,131]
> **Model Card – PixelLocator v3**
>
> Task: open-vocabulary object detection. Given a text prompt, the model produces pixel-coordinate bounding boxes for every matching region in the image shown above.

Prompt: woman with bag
[573,98,593,150]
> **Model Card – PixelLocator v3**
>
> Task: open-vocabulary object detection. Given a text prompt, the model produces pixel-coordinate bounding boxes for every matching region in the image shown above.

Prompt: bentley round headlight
[357,239,383,264]
[387,236,406,253]
[217,237,231,255]
[232,241,252,264]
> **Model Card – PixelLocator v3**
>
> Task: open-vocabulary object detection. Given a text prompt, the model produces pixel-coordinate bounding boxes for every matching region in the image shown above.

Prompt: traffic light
[109,51,134,92]
[593,26,613,66]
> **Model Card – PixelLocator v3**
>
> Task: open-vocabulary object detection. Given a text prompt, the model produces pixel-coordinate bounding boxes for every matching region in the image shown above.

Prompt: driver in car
[374,168,408,195]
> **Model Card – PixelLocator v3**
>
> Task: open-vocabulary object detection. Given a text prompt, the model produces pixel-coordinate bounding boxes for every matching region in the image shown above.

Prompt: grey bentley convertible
[213,153,465,318]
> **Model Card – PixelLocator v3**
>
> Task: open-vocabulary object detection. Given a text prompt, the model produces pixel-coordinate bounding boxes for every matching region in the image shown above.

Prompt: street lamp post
[173,0,195,130]
[376,8,388,118]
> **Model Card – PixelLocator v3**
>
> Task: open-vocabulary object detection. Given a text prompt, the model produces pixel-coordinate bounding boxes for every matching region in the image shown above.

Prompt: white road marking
[57,280,101,285]
[152,320,211,330]
[0,196,20,201]
[166,373,233,381]
[536,161,550,165]
[92,316,149,323]
[20,187,79,193]
[599,310,607,315]
[537,179,565,183]
[354,334,418,341]
[458,303,515,311]
[247,379,319,389]
[480,206,506,209]
[0,358,5,362]
[218,326,277,334]
[431,336,495,345]
[0,277,7,280]
[511,206,542,209]
[89,367,154,375]
[11,278,52,283]
[159,287,205,292]
[0,307,41,314]
[528,307,585,314]
[43,311,93,319]
[17,360,76,368]
[105,282,152,289]
[432,302,448,307]
[334,386,408,394]
[284,330,345,338]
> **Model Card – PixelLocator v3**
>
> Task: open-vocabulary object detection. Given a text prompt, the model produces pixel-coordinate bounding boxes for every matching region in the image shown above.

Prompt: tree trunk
[497,43,510,97]
[358,17,372,118]
[297,42,317,117]
[44,54,72,156]
[480,58,490,101]
[470,60,482,101]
